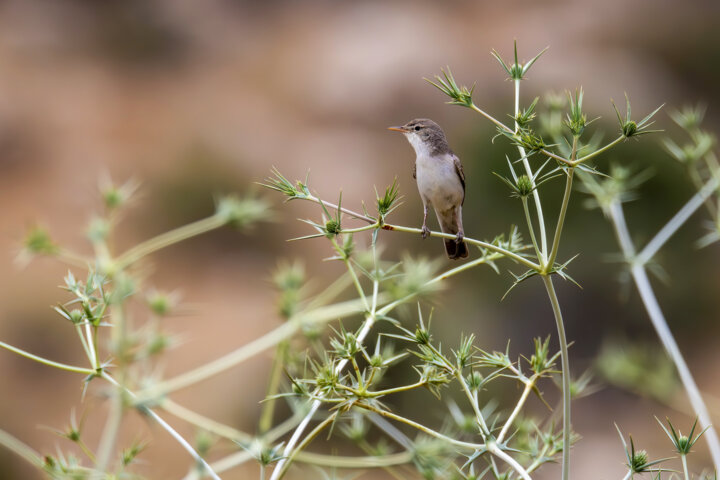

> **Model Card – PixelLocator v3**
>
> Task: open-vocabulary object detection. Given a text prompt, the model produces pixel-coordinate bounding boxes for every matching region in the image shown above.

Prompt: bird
[388,118,468,259]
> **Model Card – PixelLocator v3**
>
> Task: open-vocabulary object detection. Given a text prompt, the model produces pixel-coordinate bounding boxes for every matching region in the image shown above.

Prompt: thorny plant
[576,102,720,470]
[0,41,717,480]
[259,41,665,480]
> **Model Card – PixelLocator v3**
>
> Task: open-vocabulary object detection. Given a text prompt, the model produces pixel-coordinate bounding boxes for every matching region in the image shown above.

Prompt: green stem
[488,444,533,480]
[356,380,426,398]
[573,135,624,165]
[455,371,490,437]
[609,200,720,469]
[333,238,369,311]
[144,244,506,401]
[0,428,43,468]
[541,275,571,480]
[497,376,536,443]
[526,442,551,473]
[94,383,123,475]
[103,374,221,480]
[289,451,412,468]
[258,341,289,434]
[300,196,540,271]
[522,197,542,259]
[688,164,717,218]
[139,296,372,398]
[514,78,548,264]
[57,248,92,268]
[469,103,514,133]
[381,223,539,270]
[115,214,227,268]
[355,403,485,451]
[84,322,98,370]
[635,175,719,266]
[0,340,95,375]
[546,167,575,270]
[681,454,689,480]
[76,439,97,463]
[273,413,338,479]
[162,398,253,443]
[74,324,94,366]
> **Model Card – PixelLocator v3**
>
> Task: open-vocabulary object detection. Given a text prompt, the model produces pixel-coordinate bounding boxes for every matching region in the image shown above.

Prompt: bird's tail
[444,238,469,260]
[438,208,469,260]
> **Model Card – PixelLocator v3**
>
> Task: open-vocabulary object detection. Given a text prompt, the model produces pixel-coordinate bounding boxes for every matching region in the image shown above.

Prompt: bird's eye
[414,125,421,131]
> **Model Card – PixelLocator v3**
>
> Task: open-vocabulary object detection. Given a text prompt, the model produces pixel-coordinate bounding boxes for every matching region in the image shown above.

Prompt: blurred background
[1,0,720,478]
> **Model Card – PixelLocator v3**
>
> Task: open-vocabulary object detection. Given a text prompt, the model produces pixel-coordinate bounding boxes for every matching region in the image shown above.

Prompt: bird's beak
[387,126,409,133]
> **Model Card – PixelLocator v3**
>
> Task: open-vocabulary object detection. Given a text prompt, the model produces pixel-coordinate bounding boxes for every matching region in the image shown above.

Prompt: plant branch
[0,429,43,469]
[497,376,537,443]
[541,275,571,480]
[102,373,221,480]
[635,175,720,266]
[139,296,373,399]
[547,168,575,270]
[355,402,485,451]
[115,214,227,268]
[273,413,338,479]
[515,78,548,264]
[0,340,95,375]
[608,201,720,470]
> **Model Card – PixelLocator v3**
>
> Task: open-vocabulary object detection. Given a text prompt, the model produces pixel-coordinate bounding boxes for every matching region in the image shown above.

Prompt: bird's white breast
[414,152,463,211]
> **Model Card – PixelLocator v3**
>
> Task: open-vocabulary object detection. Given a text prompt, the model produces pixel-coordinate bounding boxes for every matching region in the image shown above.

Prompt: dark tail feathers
[444,238,469,260]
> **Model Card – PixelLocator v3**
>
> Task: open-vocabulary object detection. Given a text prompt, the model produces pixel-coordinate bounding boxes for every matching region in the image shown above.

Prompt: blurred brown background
[1,0,720,478]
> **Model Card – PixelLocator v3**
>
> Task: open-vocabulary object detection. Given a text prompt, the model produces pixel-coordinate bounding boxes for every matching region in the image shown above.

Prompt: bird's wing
[452,154,466,204]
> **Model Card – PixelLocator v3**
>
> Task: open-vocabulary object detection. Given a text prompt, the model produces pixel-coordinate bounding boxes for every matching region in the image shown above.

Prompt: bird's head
[388,118,450,156]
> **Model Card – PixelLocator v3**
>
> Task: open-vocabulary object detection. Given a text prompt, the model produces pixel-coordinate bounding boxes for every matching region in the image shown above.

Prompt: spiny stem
[0,429,43,469]
[102,374,222,480]
[94,383,123,475]
[541,275,571,480]
[355,403,485,451]
[83,322,98,370]
[381,223,539,270]
[515,78,548,264]
[546,167,575,270]
[115,214,227,268]
[259,341,289,434]
[635,175,719,266]
[488,444,533,480]
[522,197,542,259]
[497,376,536,443]
[162,398,253,444]
[139,297,371,398]
[76,438,97,463]
[332,237,369,311]
[456,371,490,437]
[609,201,720,470]
[74,324,93,364]
[273,413,337,479]
[303,192,540,270]
[307,194,376,223]
[573,135,624,165]
[143,244,506,400]
[271,263,380,480]
[0,340,95,375]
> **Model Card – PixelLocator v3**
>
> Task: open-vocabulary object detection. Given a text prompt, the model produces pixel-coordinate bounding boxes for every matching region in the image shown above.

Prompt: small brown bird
[388,118,468,259]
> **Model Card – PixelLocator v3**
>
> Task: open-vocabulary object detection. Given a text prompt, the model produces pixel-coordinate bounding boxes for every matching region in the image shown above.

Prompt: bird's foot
[455,232,464,244]
[421,225,430,239]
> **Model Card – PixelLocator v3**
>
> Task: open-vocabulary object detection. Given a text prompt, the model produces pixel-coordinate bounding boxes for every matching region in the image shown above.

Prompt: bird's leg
[454,207,464,244]
[421,205,430,239]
